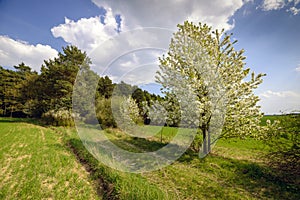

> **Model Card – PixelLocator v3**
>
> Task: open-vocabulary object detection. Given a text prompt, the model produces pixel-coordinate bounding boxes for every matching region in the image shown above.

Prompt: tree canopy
[156,21,266,154]
[0,45,161,127]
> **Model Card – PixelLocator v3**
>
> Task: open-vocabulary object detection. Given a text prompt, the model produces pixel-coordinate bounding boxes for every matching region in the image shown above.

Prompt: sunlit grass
[1,117,299,199]
[0,118,99,200]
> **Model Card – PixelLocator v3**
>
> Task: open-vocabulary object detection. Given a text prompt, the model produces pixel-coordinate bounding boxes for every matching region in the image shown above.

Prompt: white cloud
[116,63,160,85]
[95,43,166,84]
[85,27,172,82]
[261,0,286,11]
[119,53,140,67]
[51,0,248,54]
[0,35,58,72]
[259,90,300,114]
[92,0,246,31]
[288,6,300,14]
[296,65,300,72]
[51,8,120,52]
[261,0,300,14]
[290,0,300,5]
[50,1,249,85]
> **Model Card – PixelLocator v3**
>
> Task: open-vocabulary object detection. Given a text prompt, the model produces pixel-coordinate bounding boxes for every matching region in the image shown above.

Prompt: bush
[264,113,300,185]
[42,108,77,126]
[97,98,117,128]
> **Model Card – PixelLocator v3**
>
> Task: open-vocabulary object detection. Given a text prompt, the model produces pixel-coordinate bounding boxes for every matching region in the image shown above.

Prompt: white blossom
[156,22,266,154]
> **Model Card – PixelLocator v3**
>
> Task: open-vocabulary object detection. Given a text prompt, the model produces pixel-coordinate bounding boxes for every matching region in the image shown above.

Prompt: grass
[0,118,172,200]
[1,116,299,199]
[0,118,99,200]
[260,115,282,125]
[102,126,300,199]
[67,136,173,200]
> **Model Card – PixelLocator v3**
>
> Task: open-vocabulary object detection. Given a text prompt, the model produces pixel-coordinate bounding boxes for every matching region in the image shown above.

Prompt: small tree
[264,113,300,184]
[157,21,265,154]
[113,96,142,133]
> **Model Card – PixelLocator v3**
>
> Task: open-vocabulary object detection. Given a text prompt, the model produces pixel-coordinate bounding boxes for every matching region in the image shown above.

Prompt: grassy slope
[1,117,299,199]
[103,127,299,200]
[63,127,174,200]
[0,118,99,200]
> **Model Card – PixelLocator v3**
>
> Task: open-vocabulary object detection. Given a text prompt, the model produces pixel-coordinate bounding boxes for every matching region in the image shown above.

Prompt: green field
[0,118,99,200]
[1,117,299,199]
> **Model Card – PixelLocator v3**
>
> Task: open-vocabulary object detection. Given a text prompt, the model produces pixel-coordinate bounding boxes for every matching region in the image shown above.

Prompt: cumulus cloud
[0,35,58,71]
[51,8,120,52]
[92,33,168,84]
[259,90,300,114]
[92,0,245,31]
[288,6,300,14]
[261,0,286,10]
[50,1,249,85]
[51,0,248,54]
[296,65,300,72]
[261,0,300,15]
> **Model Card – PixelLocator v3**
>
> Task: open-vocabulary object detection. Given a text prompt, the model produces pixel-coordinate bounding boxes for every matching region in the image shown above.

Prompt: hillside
[1,117,299,199]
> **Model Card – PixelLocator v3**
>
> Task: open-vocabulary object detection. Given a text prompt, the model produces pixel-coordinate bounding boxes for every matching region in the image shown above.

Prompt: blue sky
[0,0,299,114]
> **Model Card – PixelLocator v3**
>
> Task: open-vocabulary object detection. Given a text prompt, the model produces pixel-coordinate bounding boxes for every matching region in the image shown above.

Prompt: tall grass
[0,118,99,199]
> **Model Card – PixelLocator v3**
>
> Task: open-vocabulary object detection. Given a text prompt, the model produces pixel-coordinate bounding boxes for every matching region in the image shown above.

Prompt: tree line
[0,45,162,126]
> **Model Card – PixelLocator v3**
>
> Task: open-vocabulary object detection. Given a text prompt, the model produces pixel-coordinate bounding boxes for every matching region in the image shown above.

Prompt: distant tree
[14,63,38,117]
[0,63,37,117]
[94,97,117,128]
[35,45,90,116]
[110,95,143,136]
[97,76,114,98]
[134,89,164,123]
[157,21,266,154]
[132,88,146,113]
[0,66,16,116]
[0,66,4,115]
[113,81,138,97]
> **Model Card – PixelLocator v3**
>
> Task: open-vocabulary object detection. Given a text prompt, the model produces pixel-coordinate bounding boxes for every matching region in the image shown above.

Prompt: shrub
[42,108,77,126]
[94,97,117,128]
[264,113,300,185]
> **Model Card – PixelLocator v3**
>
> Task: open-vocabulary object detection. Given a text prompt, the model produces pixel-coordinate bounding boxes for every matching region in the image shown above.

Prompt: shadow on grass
[0,117,51,128]
[67,135,300,199]
[67,138,170,200]
[68,138,118,200]
[112,137,168,152]
[180,151,300,200]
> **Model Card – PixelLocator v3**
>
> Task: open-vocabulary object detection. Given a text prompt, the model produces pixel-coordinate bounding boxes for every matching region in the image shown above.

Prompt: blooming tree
[113,95,142,135]
[156,21,266,154]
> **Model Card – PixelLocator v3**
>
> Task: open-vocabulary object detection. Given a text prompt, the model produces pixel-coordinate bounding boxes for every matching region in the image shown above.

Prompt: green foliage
[263,114,300,185]
[1,44,162,128]
[157,21,266,153]
[41,108,76,126]
[94,97,117,128]
[97,75,114,98]
[36,46,90,113]
[0,63,38,117]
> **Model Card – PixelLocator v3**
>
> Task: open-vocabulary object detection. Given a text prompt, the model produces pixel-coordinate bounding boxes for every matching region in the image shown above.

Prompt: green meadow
[1,117,299,200]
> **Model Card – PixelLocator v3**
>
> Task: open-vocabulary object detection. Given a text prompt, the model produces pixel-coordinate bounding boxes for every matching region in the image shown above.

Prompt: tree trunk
[202,127,208,155]
[4,102,7,116]
[10,105,14,118]
[207,129,211,152]
[202,127,211,155]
